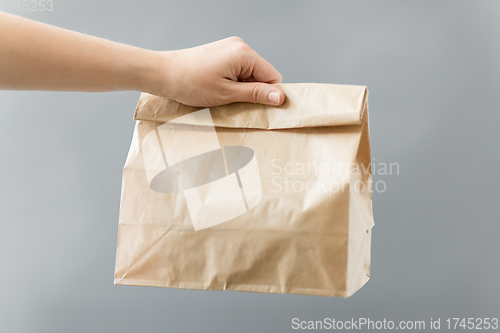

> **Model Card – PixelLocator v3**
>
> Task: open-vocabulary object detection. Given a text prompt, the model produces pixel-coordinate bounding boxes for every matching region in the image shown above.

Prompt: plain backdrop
[0,1,499,332]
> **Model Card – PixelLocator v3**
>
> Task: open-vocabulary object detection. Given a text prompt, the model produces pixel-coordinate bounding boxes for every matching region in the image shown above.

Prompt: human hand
[149,37,285,107]
[0,13,284,107]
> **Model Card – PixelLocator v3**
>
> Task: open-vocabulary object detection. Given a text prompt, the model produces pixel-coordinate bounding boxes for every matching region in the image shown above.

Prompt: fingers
[224,37,285,105]
[247,50,283,84]
[226,36,282,84]
[229,81,285,106]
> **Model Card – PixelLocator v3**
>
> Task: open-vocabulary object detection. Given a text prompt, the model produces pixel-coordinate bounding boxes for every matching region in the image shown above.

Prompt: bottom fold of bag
[114,277,369,298]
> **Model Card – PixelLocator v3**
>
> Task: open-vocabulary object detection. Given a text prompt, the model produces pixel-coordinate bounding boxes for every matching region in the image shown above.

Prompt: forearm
[0,12,163,93]
[0,12,284,107]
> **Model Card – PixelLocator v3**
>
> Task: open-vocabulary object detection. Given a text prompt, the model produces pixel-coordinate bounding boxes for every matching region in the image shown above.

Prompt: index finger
[247,49,283,84]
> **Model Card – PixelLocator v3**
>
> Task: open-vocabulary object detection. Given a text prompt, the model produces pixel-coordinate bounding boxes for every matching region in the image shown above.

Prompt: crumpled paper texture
[115,83,374,297]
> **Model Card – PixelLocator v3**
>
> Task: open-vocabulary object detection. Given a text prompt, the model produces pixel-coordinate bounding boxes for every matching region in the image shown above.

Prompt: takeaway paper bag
[115,83,374,297]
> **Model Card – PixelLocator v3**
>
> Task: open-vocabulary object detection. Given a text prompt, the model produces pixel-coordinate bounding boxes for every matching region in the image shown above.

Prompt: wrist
[122,48,166,96]
[135,49,174,97]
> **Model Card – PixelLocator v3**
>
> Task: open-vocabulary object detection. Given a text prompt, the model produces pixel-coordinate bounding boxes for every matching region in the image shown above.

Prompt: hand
[0,13,284,108]
[150,37,285,107]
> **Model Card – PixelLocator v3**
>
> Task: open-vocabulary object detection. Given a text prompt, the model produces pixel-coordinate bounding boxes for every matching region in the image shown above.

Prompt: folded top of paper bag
[134,83,367,130]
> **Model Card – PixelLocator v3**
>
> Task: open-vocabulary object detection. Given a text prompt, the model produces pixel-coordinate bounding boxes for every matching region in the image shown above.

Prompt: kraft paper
[115,83,374,297]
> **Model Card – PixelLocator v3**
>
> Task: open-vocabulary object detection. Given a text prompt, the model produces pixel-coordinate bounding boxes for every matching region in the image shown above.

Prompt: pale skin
[0,12,285,107]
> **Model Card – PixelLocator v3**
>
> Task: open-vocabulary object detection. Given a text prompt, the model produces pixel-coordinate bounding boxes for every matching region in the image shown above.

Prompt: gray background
[0,0,499,332]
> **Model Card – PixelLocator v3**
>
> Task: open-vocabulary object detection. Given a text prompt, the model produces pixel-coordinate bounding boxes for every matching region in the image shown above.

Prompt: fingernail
[268,91,280,105]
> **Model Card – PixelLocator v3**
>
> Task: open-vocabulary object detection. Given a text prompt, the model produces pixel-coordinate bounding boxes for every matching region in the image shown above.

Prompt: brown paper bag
[114,83,374,297]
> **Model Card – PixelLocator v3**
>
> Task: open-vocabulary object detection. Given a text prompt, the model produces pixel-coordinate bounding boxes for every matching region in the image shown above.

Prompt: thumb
[229,82,285,106]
